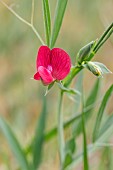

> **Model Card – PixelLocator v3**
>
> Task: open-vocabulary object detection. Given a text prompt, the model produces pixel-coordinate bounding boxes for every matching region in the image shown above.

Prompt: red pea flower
[34,46,71,85]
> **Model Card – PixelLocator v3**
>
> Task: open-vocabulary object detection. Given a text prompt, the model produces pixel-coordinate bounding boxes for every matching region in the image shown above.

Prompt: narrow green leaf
[66,120,113,170]
[57,82,81,95]
[44,81,55,96]
[45,98,99,141]
[42,0,51,46]
[25,99,100,157]
[107,148,113,170]
[98,148,113,170]
[96,122,113,143]
[33,97,47,169]
[50,0,68,48]
[98,113,113,140]
[63,138,76,168]
[0,117,30,170]
[73,79,100,137]
[93,22,113,52]
[63,153,73,169]
[93,84,113,142]
[65,138,76,155]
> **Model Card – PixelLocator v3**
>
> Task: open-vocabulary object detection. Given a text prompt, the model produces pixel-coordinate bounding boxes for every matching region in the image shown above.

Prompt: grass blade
[82,110,89,170]
[50,0,68,48]
[25,100,101,155]
[66,114,113,170]
[98,113,113,139]
[42,0,51,46]
[81,74,89,170]
[98,148,113,170]
[92,84,113,142]
[73,79,100,137]
[74,71,83,111]
[45,99,100,141]
[33,97,47,169]
[0,117,30,170]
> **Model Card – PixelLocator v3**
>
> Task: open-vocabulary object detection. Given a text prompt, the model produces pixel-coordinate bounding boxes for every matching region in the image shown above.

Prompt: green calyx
[76,40,97,65]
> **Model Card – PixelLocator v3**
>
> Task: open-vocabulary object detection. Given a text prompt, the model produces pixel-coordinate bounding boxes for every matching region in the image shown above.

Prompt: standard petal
[34,72,40,80]
[36,46,51,70]
[38,66,54,85]
[51,48,71,80]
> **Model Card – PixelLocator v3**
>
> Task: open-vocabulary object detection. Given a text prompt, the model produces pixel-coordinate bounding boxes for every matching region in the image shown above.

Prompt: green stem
[31,0,34,25]
[94,28,113,53]
[81,88,89,170]
[58,91,65,169]
[64,22,113,88]
[94,22,113,52]
[0,0,45,45]
[64,66,83,87]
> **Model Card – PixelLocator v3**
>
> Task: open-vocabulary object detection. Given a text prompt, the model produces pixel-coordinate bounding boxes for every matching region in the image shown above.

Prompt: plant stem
[94,28,113,53]
[81,87,89,170]
[64,22,113,88]
[30,25,45,45]
[31,0,34,25]
[0,0,45,45]
[58,91,65,169]
[64,66,83,87]
[94,22,113,52]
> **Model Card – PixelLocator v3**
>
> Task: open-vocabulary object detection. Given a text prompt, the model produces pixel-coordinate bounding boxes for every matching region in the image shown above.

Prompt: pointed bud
[76,40,97,65]
[86,62,102,77]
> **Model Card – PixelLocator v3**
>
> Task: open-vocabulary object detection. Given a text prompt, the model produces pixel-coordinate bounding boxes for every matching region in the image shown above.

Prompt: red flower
[34,46,71,85]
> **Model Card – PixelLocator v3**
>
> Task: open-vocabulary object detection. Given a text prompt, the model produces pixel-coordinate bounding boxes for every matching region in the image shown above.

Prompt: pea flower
[34,46,71,85]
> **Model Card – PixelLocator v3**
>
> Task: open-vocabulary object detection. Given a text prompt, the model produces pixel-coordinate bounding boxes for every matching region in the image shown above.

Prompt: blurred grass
[0,0,113,169]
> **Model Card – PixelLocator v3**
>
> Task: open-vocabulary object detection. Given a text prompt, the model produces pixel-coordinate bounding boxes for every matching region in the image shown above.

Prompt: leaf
[42,0,51,46]
[44,81,55,96]
[63,153,73,169]
[65,138,76,154]
[50,0,68,48]
[96,122,113,143]
[73,79,100,137]
[25,99,100,156]
[45,98,99,141]
[65,145,97,170]
[98,148,113,170]
[98,113,113,140]
[0,117,30,170]
[57,82,81,95]
[33,97,47,169]
[92,84,113,142]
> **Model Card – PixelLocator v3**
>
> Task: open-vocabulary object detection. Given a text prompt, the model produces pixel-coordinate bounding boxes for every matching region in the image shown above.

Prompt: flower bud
[76,40,96,65]
[86,61,102,77]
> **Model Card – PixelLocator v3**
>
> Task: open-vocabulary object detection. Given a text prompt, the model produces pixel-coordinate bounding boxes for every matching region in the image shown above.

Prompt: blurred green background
[0,0,113,169]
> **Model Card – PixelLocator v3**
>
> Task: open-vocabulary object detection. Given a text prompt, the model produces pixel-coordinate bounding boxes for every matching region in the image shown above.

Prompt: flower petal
[51,48,71,80]
[36,46,51,70]
[38,66,54,85]
[34,72,40,80]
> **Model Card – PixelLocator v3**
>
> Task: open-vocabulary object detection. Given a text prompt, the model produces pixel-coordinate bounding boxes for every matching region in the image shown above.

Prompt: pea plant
[0,0,113,170]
